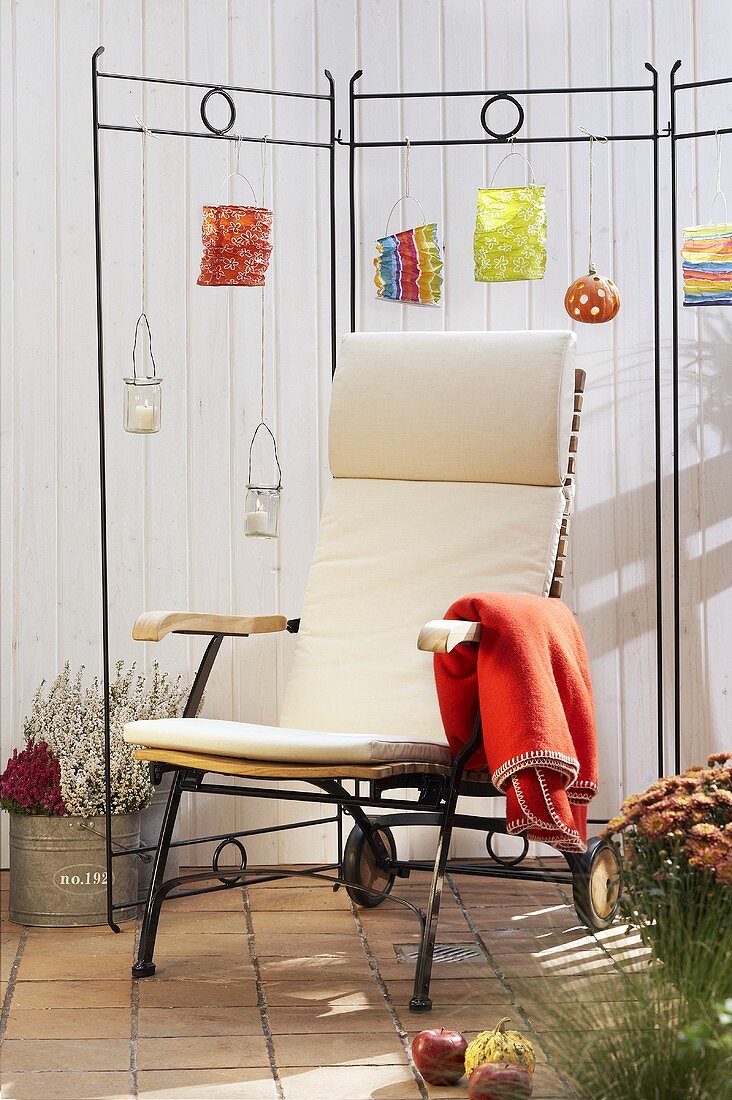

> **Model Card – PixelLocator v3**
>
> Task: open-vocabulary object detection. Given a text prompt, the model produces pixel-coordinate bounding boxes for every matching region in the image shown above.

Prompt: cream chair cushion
[125,330,576,766]
[329,330,576,486]
[124,717,452,765]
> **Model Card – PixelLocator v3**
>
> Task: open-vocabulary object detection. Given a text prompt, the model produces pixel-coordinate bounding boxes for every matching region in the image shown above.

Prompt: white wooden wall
[1,0,730,867]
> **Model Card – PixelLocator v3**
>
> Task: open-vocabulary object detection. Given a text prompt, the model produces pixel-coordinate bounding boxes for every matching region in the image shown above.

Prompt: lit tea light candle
[246,499,269,536]
[135,401,156,432]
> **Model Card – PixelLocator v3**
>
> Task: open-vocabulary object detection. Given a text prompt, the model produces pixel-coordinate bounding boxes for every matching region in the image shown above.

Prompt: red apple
[412,1027,467,1085]
[468,1062,533,1099]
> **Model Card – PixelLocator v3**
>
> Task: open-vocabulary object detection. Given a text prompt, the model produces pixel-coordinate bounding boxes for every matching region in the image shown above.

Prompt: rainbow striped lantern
[374,222,443,305]
[681,223,732,306]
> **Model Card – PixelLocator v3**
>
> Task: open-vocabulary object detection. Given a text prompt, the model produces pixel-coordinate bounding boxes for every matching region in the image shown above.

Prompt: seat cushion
[123,717,452,765]
[329,330,576,486]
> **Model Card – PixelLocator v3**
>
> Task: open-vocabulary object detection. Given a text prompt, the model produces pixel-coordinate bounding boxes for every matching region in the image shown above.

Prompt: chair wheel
[343,820,397,908]
[571,837,622,931]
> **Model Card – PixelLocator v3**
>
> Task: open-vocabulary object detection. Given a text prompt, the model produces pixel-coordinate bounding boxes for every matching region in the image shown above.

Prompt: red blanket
[434,593,597,852]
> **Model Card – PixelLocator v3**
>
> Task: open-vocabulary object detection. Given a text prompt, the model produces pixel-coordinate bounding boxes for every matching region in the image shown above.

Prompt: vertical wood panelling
[0,0,16,828]
[440,0,487,331]
[270,0,330,862]
[57,0,101,677]
[608,0,659,797]
[565,0,623,822]
[13,2,59,775]
[692,1,732,757]
[651,0,692,774]
[228,0,281,864]
[183,0,236,862]
[356,0,401,334]
[2,1,730,869]
[674,13,708,769]
[483,1,529,334]
[99,1,144,673]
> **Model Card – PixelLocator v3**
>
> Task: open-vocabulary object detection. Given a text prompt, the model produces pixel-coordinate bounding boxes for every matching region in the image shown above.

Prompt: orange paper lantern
[198,204,273,287]
[564,268,620,324]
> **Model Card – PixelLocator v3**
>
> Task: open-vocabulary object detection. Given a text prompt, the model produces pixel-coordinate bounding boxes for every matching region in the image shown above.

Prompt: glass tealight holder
[123,377,162,434]
[245,486,280,538]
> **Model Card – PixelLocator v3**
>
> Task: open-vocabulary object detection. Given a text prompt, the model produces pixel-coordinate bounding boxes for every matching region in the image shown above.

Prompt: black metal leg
[132,769,185,978]
[409,713,483,1013]
[409,798,458,1012]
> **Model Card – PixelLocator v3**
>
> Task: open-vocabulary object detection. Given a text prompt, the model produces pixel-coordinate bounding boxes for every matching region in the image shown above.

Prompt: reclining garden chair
[124,330,620,1012]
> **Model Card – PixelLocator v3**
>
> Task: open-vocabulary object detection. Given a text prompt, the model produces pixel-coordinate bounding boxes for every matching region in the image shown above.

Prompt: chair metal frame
[128,368,597,1013]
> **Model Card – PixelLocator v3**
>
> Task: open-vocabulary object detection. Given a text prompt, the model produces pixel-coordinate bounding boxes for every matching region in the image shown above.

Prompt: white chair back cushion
[280,330,576,743]
[280,479,566,741]
[329,331,576,486]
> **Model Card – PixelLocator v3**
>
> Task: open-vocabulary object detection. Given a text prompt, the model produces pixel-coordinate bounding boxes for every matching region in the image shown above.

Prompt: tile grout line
[348,899,429,1100]
[129,917,142,1100]
[446,873,576,1099]
[242,884,285,1100]
[0,926,28,1045]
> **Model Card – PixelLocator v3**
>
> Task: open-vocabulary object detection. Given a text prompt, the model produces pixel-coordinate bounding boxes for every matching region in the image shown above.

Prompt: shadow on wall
[572,327,730,760]
[683,320,732,454]
[574,448,731,648]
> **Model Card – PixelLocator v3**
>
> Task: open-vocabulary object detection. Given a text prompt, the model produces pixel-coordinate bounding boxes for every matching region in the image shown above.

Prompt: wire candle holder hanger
[710,129,728,223]
[245,136,282,539]
[123,114,162,434]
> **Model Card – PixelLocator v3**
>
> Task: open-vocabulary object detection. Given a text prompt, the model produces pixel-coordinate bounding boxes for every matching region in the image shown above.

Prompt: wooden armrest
[132,612,288,643]
[417,619,482,654]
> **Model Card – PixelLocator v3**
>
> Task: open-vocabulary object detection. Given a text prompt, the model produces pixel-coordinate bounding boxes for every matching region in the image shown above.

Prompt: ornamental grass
[539,754,732,1100]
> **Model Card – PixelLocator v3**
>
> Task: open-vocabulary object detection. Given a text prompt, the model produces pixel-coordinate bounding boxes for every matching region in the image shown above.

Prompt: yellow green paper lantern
[474,153,547,283]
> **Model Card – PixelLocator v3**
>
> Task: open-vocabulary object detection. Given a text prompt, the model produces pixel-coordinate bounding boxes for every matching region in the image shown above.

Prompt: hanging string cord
[133,115,157,315]
[710,130,728,223]
[578,125,608,275]
[259,136,269,424]
[246,134,280,489]
[384,137,426,234]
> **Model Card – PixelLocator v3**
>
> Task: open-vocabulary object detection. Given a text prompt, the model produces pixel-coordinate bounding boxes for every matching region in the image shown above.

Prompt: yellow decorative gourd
[464,1018,536,1078]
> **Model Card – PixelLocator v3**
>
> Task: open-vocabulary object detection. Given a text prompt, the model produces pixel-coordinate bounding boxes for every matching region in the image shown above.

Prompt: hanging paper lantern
[198,204,273,287]
[474,187,547,282]
[681,222,732,305]
[564,268,620,324]
[474,159,547,283]
[374,223,443,304]
[563,127,620,324]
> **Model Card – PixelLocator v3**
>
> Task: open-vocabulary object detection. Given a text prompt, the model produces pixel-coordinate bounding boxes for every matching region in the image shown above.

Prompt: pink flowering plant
[0,740,67,816]
[603,752,732,995]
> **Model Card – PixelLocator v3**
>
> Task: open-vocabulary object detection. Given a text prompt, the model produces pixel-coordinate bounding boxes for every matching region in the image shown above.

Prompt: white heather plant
[23,662,189,817]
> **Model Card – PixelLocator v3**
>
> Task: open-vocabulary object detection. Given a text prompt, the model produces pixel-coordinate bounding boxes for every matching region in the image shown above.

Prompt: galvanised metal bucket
[9,812,140,926]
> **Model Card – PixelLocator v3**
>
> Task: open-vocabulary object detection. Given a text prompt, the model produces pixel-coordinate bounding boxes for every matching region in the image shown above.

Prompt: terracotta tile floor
[0,863,641,1099]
